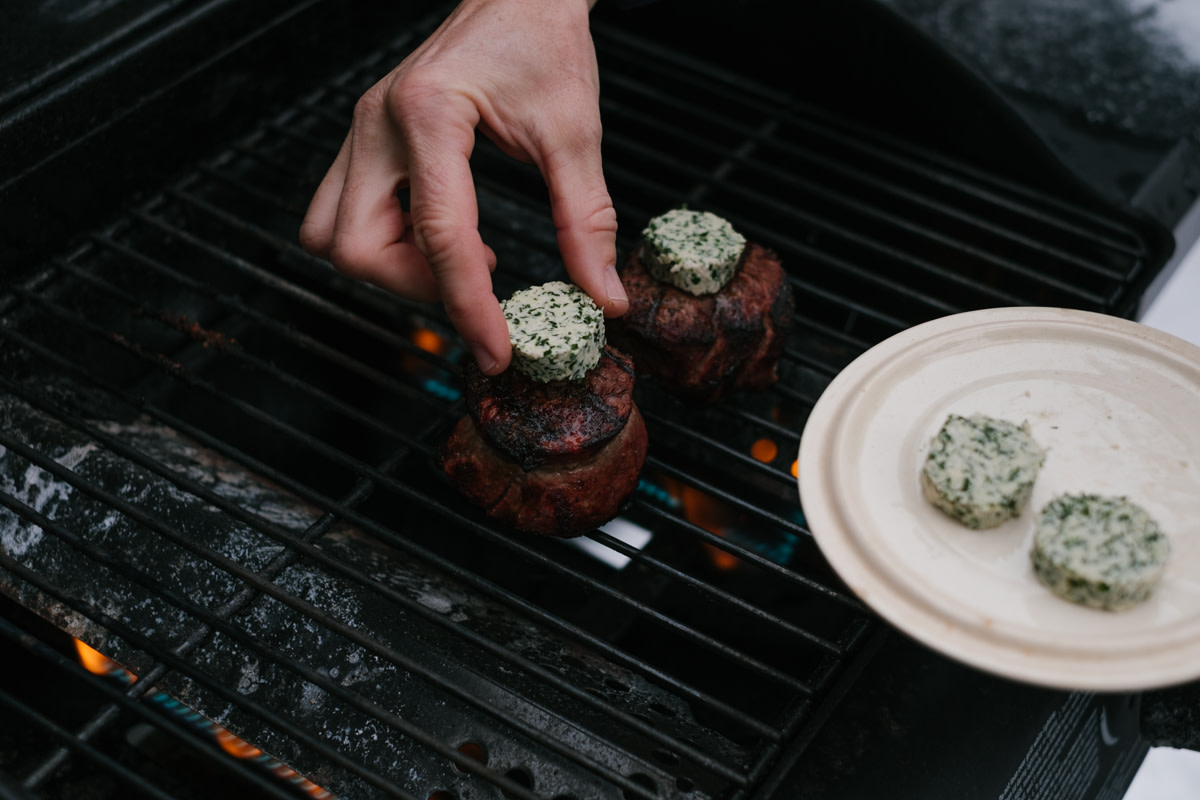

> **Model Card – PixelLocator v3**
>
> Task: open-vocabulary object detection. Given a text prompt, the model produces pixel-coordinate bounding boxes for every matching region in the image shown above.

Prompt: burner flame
[750,437,778,463]
[74,638,135,684]
[407,327,461,400]
[216,728,264,760]
[666,479,742,572]
[215,728,333,798]
[412,327,450,356]
[72,639,333,798]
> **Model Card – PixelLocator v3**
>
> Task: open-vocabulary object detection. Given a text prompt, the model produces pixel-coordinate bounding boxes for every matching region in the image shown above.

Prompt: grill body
[0,1,1176,798]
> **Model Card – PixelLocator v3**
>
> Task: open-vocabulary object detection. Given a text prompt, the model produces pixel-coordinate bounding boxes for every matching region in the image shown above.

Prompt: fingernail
[471,343,501,375]
[604,264,628,312]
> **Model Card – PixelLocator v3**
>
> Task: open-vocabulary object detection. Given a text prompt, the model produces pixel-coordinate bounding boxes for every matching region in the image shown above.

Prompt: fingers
[335,105,444,302]
[541,124,626,320]
[300,81,510,374]
[298,136,349,259]
[300,99,442,303]
[405,97,512,374]
[299,0,615,376]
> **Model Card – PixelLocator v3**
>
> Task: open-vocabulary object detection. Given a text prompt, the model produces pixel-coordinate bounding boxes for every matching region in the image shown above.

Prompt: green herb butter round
[920,413,1046,529]
[640,208,746,296]
[1031,494,1169,611]
[502,281,605,382]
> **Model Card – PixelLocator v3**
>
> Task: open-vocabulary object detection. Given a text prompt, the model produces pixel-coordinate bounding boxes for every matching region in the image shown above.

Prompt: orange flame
[74,639,136,683]
[412,327,450,356]
[750,438,778,464]
[216,729,264,760]
[706,547,741,571]
[403,327,455,382]
[662,479,742,572]
[74,639,331,798]
[216,729,332,798]
[74,639,112,674]
[677,484,732,536]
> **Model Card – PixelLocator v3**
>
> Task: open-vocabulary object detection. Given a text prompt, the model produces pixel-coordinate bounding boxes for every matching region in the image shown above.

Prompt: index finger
[406,112,512,375]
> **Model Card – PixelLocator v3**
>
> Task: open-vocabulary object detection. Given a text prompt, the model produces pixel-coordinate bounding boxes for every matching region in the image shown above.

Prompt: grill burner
[0,2,1174,798]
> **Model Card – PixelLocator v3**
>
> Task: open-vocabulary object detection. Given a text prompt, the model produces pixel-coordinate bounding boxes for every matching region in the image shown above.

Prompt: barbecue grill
[1,1,1193,798]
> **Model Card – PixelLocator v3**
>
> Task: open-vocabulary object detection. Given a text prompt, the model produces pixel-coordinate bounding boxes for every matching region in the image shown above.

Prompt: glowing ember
[454,740,487,771]
[74,638,113,674]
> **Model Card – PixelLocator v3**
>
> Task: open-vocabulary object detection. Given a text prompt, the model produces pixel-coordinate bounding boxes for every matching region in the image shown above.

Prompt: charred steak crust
[609,242,795,404]
[464,345,636,471]
[437,405,648,538]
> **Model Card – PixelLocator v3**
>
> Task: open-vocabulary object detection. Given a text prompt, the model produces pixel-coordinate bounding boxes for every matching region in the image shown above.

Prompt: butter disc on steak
[437,283,647,537]
[504,281,605,383]
[607,208,795,405]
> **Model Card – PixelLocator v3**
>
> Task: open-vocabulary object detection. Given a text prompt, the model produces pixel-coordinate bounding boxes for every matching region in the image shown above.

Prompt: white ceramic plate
[798,307,1200,691]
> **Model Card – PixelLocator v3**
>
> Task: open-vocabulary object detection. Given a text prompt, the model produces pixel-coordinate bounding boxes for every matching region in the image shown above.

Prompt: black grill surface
[0,6,1172,800]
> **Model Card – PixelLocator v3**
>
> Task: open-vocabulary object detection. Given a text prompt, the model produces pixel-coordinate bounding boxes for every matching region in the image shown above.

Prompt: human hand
[299,0,627,375]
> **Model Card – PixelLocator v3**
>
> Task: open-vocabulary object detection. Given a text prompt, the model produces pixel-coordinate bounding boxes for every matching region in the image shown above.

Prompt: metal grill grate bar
[593,24,1148,255]
[128,174,850,579]
[0,317,815,745]
[4,284,849,791]
[0,421,664,800]
[86,236,440,407]
[592,25,1151,322]
[0,616,322,800]
[19,275,838,658]
[0,519,395,798]
[597,105,1110,311]
[0,291,817,716]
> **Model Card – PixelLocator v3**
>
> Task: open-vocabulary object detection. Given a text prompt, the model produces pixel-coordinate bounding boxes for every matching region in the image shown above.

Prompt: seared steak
[437,345,647,538]
[464,346,636,471]
[609,242,795,404]
[438,406,647,538]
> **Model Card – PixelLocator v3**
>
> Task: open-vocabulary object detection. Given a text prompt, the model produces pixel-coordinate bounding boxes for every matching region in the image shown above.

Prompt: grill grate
[0,6,1167,800]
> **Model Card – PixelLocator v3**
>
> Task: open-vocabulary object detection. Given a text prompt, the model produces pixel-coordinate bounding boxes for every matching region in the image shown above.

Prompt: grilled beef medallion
[438,282,647,538]
[439,408,647,538]
[610,240,795,405]
[464,345,637,471]
[438,348,647,537]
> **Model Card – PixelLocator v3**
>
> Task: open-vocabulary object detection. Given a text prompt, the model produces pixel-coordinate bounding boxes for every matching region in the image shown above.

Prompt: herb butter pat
[921,413,1046,529]
[1031,494,1169,611]
[641,208,746,296]
[502,281,605,383]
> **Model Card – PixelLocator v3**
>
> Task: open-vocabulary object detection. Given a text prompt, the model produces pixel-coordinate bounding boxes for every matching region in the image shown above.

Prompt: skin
[299,0,628,375]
